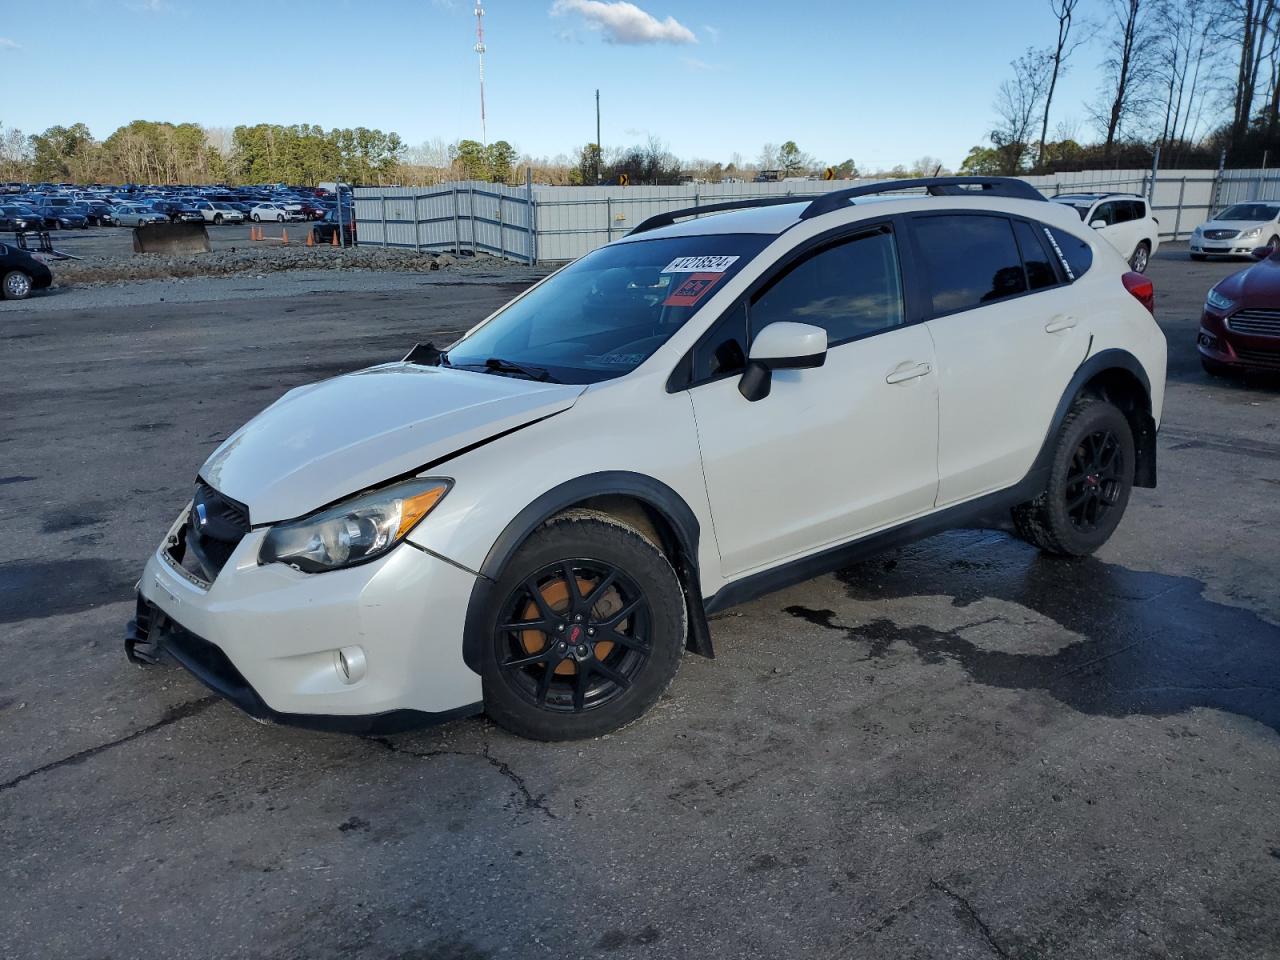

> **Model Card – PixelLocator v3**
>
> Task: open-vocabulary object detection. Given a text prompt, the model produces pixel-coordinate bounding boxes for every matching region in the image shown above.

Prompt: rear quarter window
[1043,225,1093,281]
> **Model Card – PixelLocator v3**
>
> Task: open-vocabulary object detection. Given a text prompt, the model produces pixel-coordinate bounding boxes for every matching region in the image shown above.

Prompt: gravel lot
[1,243,1278,960]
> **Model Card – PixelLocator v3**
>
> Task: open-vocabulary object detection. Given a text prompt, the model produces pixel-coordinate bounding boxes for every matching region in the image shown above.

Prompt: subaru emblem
[195,502,208,529]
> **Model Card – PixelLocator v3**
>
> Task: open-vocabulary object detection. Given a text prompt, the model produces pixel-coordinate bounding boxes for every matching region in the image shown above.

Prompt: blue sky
[2,0,1108,169]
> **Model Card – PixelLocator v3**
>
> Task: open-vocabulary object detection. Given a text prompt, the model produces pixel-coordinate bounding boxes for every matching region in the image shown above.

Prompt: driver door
[685,223,940,578]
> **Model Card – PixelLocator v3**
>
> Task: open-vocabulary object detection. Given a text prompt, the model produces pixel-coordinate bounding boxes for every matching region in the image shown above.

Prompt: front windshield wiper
[480,357,557,382]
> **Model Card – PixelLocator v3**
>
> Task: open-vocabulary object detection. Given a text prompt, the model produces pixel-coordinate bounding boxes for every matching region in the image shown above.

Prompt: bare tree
[992,48,1053,173]
[1093,0,1157,159]
[1153,0,1220,159]
[1036,0,1086,170]
[1222,0,1279,150]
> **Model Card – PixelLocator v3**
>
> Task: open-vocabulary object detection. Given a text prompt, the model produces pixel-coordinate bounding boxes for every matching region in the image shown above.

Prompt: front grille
[187,480,252,580]
[1205,229,1239,240]
[1234,346,1280,369]
[1227,309,1280,337]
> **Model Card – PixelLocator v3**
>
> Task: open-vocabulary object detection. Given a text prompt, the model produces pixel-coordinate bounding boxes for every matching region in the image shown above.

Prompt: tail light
[1122,271,1155,314]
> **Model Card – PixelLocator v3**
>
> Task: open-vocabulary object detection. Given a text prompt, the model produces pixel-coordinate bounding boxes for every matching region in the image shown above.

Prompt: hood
[200,363,586,524]
[1198,219,1274,234]
[1214,255,1280,301]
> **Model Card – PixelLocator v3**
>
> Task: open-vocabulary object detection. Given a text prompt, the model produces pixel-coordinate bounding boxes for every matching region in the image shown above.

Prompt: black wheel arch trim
[461,471,714,674]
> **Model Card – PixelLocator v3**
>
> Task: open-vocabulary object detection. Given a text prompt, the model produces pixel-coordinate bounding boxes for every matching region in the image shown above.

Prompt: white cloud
[703,24,720,43]
[0,37,19,49]
[126,0,170,11]
[682,57,718,72]
[551,0,696,45]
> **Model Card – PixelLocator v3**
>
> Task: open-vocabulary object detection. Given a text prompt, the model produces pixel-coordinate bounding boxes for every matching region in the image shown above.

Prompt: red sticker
[663,272,724,307]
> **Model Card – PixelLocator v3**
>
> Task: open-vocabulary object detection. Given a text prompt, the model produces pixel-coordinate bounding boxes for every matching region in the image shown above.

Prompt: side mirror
[738,322,828,402]
[1090,219,1108,230]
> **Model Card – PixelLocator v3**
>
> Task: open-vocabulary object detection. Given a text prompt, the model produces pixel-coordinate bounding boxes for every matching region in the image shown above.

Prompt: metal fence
[356,166,1280,264]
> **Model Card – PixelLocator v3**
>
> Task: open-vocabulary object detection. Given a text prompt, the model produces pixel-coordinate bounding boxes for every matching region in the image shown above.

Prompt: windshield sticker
[663,272,725,307]
[662,255,740,273]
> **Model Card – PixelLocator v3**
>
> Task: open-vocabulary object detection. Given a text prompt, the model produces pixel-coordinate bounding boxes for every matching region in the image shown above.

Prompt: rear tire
[3,270,32,300]
[1012,397,1135,557]
[1129,241,1151,272]
[480,511,686,741]
[252,213,260,222]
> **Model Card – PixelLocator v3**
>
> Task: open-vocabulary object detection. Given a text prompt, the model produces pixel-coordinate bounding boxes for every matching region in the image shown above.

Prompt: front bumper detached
[125,593,480,734]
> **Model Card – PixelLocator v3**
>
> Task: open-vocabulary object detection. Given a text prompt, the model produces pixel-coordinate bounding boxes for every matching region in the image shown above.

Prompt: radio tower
[474,0,487,146]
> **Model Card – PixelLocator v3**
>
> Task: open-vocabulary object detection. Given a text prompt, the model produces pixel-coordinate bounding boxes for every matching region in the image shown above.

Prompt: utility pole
[595,89,602,185]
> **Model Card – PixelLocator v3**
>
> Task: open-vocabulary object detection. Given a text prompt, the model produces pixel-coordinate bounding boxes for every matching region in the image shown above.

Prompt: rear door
[687,221,939,577]
[911,213,1088,505]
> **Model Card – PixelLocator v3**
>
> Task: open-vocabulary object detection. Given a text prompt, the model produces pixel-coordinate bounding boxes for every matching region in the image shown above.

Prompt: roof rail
[629,196,813,236]
[626,176,1046,238]
[799,176,1045,220]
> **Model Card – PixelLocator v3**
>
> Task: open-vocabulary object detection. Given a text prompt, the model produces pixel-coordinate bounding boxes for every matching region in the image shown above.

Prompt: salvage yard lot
[2,247,1279,959]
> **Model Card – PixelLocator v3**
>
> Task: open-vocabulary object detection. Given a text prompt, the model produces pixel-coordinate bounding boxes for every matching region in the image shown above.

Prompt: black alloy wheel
[481,511,686,740]
[1063,428,1125,533]
[495,559,651,714]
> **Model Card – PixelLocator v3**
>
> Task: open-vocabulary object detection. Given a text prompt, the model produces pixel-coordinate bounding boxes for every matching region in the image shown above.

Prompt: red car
[1198,245,1280,376]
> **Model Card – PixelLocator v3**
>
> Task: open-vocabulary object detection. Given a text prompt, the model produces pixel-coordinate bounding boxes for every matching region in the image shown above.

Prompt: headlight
[1206,288,1235,311]
[1240,227,1263,240]
[260,478,450,573]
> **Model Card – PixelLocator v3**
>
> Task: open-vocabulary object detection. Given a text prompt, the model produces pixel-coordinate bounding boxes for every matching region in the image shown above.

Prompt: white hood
[1198,219,1275,235]
[201,363,586,523]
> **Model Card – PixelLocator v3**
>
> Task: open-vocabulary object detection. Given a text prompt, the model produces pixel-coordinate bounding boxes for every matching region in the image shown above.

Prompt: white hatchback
[128,177,1167,741]
[1050,193,1161,272]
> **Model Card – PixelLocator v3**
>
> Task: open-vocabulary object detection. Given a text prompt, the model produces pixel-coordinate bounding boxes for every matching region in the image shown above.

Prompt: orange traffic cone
[281,228,289,246]
[331,229,339,247]
[306,230,314,247]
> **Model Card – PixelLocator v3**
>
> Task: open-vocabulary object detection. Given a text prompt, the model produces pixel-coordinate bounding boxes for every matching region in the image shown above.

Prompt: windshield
[1217,203,1279,222]
[445,233,771,384]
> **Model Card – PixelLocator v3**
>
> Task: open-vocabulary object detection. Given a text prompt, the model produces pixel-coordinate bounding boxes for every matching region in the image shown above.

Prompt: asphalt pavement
[1,244,1278,960]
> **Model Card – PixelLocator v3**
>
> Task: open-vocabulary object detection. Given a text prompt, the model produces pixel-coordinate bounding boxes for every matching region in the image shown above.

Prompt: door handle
[885,361,932,384]
[1045,315,1078,334]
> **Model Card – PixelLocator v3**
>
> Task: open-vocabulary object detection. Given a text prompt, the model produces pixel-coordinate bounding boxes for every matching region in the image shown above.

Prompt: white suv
[126,177,1167,741]
[1050,193,1160,272]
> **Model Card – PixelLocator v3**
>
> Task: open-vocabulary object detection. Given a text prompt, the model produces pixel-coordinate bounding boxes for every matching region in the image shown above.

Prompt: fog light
[335,645,367,685]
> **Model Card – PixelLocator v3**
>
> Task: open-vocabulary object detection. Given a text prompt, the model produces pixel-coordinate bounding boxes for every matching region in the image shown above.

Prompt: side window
[749,226,904,345]
[1013,220,1060,290]
[913,214,1027,315]
[692,301,748,383]
[1129,200,1147,220]
[1114,201,1137,223]
[1043,226,1093,281]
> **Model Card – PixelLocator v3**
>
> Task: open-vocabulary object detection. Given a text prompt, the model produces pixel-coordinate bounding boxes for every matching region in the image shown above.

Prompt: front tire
[213,214,223,225]
[480,511,686,741]
[1012,397,1135,557]
[3,270,32,300]
[252,213,260,222]
[277,214,284,222]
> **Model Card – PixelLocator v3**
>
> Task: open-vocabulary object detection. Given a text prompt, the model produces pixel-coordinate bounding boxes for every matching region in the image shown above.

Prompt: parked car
[249,202,300,222]
[0,241,54,300]
[111,204,168,227]
[1197,244,1280,375]
[1188,201,1280,260]
[190,200,245,225]
[311,209,357,245]
[1050,193,1160,272]
[34,206,88,229]
[0,205,42,231]
[125,177,1168,741]
[71,200,114,226]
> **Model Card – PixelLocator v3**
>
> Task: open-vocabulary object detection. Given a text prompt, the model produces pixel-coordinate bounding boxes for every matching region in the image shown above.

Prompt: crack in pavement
[365,735,558,821]
[929,878,1010,959]
[0,695,218,794]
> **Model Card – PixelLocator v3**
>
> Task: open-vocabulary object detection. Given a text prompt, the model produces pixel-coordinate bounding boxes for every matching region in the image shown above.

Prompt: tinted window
[914,215,1027,315]
[1127,200,1147,220]
[1218,203,1280,221]
[748,226,904,345]
[692,301,747,383]
[1013,220,1059,290]
[1044,226,1093,281]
